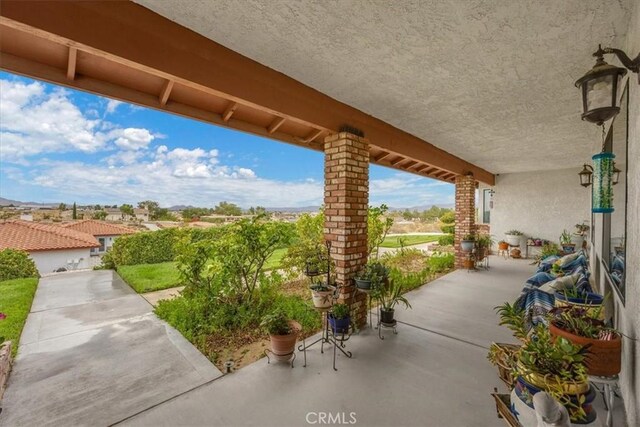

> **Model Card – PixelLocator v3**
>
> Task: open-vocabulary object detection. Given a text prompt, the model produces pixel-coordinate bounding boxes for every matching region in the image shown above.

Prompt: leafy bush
[282,211,325,275]
[0,249,39,281]
[438,234,454,246]
[102,228,182,268]
[427,252,455,273]
[440,224,455,235]
[439,211,455,224]
[388,268,430,292]
[368,204,394,259]
[176,217,294,302]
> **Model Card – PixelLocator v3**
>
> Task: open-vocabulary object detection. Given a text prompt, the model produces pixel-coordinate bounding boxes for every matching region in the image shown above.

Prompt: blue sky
[0,71,453,208]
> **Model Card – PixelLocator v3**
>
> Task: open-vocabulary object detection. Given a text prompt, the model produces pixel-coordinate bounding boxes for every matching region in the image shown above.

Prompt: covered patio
[0,1,638,425]
[115,257,622,426]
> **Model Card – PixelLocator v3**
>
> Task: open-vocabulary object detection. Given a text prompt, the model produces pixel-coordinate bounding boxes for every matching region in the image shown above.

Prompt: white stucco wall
[490,168,590,252]
[29,249,92,275]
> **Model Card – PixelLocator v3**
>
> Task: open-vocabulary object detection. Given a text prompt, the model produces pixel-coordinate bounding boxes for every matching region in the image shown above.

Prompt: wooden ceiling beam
[66,46,76,80]
[222,101,238,122]
[373,151,391,162]
[389,156,406,166]
[0,1,494,185]
[159,79,174,106]
[267,116,286,134]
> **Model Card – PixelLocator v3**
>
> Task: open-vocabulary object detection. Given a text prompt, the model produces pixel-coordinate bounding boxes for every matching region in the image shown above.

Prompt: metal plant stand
[264,346,296,368]
[297,240,353,370]
[356,287,373,329]
[375,305,398,340]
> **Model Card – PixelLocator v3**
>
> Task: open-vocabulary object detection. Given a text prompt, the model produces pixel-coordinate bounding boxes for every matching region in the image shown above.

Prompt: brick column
[454,174,476,269]
[324,132,369,327]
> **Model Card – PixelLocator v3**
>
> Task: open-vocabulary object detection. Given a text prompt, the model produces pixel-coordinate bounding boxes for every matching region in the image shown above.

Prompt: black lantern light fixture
[575,45,639,125]
[579,164,593,187]
[612,163,621,186]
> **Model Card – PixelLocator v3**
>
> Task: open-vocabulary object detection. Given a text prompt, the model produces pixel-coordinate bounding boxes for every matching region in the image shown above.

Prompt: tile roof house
[61,220,137,255]
[0,220,99,274]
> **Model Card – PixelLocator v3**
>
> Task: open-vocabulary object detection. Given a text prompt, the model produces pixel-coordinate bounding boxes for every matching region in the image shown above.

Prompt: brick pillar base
[324,132,369,327]
[454,174,476,269]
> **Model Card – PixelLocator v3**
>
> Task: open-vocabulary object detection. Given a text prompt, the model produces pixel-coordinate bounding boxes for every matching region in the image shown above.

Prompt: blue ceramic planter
[328,314,350,334]
[555,291,604,305]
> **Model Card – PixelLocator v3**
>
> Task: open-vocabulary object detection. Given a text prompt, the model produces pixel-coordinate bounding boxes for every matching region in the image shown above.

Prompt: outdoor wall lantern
[575,45,639,125]
[612,163,621,186]
[579,164,593,187]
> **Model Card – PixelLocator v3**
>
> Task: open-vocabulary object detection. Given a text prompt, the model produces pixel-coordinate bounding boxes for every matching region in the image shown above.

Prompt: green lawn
[118,262,181,293]
[118,248,288,293]
[380,234,441,248]
[0,277,38,357]
[264,247,287,271]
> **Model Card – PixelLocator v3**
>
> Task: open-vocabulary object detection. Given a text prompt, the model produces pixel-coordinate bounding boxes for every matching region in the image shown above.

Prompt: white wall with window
[90,235,118,255]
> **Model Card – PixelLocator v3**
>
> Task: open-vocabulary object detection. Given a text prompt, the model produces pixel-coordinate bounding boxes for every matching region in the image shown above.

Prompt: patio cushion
[538,272,580,293]
[556,251,580,267]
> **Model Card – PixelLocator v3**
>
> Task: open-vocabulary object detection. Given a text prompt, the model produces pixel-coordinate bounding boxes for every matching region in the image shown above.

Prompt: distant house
[61,220,137,255]
[103,208,149,222]
[0,220,99,274]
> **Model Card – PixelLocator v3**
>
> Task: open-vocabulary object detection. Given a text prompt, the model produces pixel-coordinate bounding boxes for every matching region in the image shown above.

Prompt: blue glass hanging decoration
[592,151,615,213]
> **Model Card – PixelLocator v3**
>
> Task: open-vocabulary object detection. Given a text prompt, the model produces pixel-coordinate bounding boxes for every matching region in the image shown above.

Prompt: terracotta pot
[310,288,333,309]
[549,322,621,376]
[269,321,301,362]
[463,259,475,269]
[498,242,509,250]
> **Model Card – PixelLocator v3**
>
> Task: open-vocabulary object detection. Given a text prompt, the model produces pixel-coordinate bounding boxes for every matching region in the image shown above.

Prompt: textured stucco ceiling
[134,0,632,174]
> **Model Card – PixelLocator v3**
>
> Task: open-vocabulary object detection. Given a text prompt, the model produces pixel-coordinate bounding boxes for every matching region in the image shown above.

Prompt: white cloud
[105,99,123,115]
[0,79,156,162]
[21,159,322,207]
[112,128,155,150]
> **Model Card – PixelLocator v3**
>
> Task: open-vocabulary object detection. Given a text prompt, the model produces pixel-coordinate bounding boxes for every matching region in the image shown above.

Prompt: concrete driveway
[0,270,221,427]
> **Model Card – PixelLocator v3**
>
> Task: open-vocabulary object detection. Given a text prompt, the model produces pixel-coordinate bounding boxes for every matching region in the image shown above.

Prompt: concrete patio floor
[0,270,221,427]
[116,256,567,427]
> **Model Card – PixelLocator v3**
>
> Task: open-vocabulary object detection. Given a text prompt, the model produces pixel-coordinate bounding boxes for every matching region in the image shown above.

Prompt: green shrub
[388,267,430,292]
[0,249,39,281]
[439,211,455,224]
[428,252,455,273]
[102,228,183,268]
[440,224,455,234]
[438,234,454,246]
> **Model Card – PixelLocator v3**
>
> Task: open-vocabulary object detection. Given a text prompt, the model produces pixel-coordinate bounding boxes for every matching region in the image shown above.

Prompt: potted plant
[559,229,575,253]
[494,303,597,425]
[460,234,475,252]
[504,230,523,247]
[372,279,411,324]
[328,303,351,334]
[548,305,621,376]
[310,282,334,309]
[572,223,589,249]
[354,262,388,290]
[512,325,596,425]
[554,287,604,317]
[260,310,301,362]
[476,234,494,261]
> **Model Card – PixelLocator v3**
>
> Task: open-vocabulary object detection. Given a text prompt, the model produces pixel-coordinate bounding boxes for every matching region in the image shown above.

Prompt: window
[98,237,106,253]
[603,83,628,302]
[482,189,491,224]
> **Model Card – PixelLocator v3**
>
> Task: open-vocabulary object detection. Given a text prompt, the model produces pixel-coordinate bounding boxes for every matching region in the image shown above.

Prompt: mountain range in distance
[0,197,452,212]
